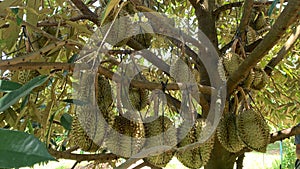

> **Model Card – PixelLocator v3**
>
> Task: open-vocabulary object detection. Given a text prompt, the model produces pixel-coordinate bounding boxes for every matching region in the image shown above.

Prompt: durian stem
[235,153,245,169]
[237,87,249,110]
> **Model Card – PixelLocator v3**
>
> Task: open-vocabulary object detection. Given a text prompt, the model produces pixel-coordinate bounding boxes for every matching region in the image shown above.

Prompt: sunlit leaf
[101,0,121,25]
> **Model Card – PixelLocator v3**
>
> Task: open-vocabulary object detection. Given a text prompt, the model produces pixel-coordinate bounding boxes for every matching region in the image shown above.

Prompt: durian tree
[0,0,300,169]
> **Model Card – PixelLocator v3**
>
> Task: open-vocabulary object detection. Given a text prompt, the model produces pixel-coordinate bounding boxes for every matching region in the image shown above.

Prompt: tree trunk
[205,137,238,169]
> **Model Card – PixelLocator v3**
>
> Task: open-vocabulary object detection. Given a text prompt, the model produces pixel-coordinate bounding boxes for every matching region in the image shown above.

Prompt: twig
[264,21,300,76]
[227,0,300,96]
[70,0,99,25]
[0,41,76,66]
[115,158,140,169]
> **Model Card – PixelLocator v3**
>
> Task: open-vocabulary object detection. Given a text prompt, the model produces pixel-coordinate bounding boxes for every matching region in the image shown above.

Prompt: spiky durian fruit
[101,14,134,47]
[106,112,145,158]
[236,109,270,152]
[247,26,257,44]
[254,12,267,31]
[131,22,153,49]
[176,119,214,169]
[217,113,245,153]
[143,116,177,167]
[251,67,268,90]
[170,58,194,83]
[128,73,149,111]
[222,52,243,77]
[218,58,227,82]
[97,75,114,126]
[70,105,107,152]
[11,70,40,84]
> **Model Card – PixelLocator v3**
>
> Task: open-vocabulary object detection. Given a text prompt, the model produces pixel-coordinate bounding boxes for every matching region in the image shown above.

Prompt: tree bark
[205,137,237,169]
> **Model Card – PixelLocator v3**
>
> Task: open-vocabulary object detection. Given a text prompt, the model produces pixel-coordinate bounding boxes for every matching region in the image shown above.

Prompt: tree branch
[70,0,99,25]
[238,0,254,44]
[214,0,289,17]
[0,41,78,66]
[0,62,214,94]
[227,0,300,95]
[264,21,300,76]
[48,148,118,162]
[270,124,300,143]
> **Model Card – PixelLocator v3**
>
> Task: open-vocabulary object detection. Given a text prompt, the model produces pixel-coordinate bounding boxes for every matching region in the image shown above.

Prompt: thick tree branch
[48,148,118,162]
[37,15,99,27]
[227,0,300,95]
[270,124,300,143]
[70,0,99,25]
[264,21,300,76]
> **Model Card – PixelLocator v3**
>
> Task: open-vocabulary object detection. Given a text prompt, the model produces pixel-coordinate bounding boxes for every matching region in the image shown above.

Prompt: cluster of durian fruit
[69,73,216,168]
[247,7,270,44]
[217,100,270,153]
[221,49,269,90]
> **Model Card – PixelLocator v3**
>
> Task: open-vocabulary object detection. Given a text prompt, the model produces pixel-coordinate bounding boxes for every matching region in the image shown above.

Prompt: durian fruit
[128,73,149,111]
[176,119,215,169]
[143,116,177,167]
[216,113,245,153]
[130,19,153,49]
[97,75,114,125]
[70,104,106,152]
[222,52,243,77]
[101,13,134,47]
[247,26,257,44]
[11,70,40,84]
[105,112,145,158]
[254,11,267,31]
[236,109,270,152]
[251,67,268,90]
[170,58,194,83]
[218,58,227,82]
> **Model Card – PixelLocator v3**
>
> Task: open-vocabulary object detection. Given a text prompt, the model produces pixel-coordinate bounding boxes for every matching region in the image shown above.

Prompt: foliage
[0,0,299,169]
[0,128,55,168]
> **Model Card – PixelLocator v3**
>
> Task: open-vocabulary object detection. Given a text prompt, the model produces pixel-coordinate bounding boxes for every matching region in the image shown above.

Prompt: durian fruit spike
[143,116,177,167]
[216,113,245,153]
[251,67,268,90]
[105,112,145,158]
[222,52,243,77]
[170,58,194,83]
[176,119,215,169]
[236,109,270,152]
[128,73,149,111]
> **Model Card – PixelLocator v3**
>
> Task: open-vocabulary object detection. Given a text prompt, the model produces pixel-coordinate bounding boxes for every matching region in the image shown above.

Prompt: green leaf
[0,129,56,168]
[11,7,19,14]
[0,75,49,112]
[60,113,73,130]
[16,15,23,26]
[101,0,121,25]
[0,80,22,92]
